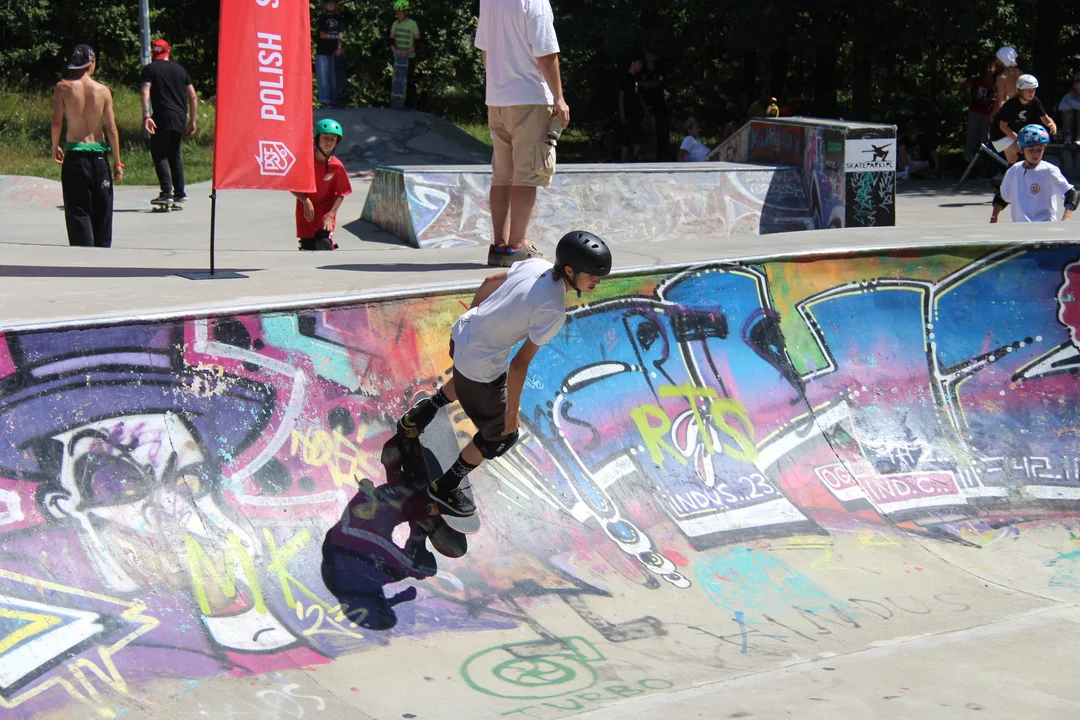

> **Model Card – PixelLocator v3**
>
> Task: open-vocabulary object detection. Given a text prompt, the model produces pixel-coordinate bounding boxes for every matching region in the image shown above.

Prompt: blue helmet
[1017,124,1050,149]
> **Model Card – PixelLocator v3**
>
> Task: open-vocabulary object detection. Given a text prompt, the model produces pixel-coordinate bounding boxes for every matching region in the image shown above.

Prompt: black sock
[434,454,478,492]
[430,387,450,409]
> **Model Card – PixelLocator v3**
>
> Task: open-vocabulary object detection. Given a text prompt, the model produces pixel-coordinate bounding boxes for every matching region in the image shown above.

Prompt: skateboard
[395,429,480,535]
[150,197,185,212]
[390,54,409,110]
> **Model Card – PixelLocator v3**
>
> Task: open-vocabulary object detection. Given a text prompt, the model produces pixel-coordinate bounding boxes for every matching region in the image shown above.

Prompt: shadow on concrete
[0,265,258,278]
[320,437,465,631]
[340,217,406,246]
[320,262,484,273]
[939,201,992,208]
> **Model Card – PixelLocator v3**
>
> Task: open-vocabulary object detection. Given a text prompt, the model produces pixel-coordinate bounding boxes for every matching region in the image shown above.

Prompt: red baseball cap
[152,39,170,56]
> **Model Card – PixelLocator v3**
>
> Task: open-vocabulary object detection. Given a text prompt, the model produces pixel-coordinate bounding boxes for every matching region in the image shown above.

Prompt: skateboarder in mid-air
[397,231,613,517]
[291,118,352,250]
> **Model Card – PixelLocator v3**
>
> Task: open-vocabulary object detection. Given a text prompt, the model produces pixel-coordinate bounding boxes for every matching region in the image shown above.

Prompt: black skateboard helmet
[555,231,612,278]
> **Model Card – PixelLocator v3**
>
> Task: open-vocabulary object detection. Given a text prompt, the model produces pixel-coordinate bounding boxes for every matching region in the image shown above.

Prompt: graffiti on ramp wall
[0,243,1078,714]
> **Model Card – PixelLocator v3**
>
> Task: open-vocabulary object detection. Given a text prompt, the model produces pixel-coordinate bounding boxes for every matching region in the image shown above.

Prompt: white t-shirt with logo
[451,258,567,382]
[680,135,710,162]
[999,161,1075,222]
[474,0,560,107]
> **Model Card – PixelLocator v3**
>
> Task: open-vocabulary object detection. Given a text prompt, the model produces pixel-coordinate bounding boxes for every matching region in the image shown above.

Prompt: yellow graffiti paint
[630,404,686,466]
[184,533,265,615]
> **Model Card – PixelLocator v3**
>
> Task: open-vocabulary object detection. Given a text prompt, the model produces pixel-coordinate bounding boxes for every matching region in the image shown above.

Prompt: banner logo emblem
[256,140,296,177]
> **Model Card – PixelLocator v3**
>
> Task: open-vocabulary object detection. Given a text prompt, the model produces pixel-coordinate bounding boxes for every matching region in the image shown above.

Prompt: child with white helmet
[988,73,1057,164]
[991,124,1076,223]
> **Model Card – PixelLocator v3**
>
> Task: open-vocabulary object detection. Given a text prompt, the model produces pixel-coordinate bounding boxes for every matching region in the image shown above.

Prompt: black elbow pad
[1065,188,1078,211]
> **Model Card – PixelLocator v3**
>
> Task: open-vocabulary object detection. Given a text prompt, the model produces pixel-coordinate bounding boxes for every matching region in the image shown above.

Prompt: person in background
[747,91,779,119]
[618,54,646,162]
[141,38,197,209]
[389,0,422,109]
[51,44,123,248]
[1058,72,1080,145]
[989,74,1056,165]
[896,122,940,180]
[315,0,345,108]
[475,0,568,267]
[991,45,1020,120]
[960,58,997,162]
[639,48,670,161]
[677,118,710,162]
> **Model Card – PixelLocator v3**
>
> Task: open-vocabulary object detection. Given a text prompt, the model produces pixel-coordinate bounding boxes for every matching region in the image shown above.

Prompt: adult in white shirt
[475,0,569,267]
[677,118,710,162]
[397,232,612,517]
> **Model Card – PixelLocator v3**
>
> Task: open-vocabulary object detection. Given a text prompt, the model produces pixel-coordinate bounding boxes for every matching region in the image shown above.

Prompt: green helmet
[393,0,409,10]
[314,118,344,138]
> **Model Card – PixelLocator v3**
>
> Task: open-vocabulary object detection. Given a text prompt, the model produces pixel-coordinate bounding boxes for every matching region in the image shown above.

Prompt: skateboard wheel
[426,503,439,517]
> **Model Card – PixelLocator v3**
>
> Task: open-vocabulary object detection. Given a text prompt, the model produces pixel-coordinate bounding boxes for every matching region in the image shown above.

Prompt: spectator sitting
[677,118,710,162]
[896,122,940,180]
[746,91,779,119]
[1059,71,1080,145]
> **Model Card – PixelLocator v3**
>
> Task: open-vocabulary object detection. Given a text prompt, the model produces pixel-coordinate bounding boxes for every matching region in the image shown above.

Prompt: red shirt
[966,76,995,115]
[295,155,352,238]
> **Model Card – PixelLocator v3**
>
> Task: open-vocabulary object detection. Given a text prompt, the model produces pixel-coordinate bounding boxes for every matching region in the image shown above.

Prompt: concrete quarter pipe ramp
[1,241,1080,718]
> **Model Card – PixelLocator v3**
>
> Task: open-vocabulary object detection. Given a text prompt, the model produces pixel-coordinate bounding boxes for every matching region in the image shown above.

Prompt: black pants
[61,151,113,248]
[654,113,671,162]
[151,128,185,195]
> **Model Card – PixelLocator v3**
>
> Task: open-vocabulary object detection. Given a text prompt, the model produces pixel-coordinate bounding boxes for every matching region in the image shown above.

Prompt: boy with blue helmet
[991,124,1076,223]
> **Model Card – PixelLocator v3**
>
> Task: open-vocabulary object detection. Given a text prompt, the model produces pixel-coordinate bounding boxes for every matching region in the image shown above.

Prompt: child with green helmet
[291,118,352,250]
[389,0,421,108]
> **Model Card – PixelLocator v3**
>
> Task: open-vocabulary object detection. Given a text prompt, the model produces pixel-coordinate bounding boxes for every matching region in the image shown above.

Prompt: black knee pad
[474,430,519,460]
[299,230,336,251]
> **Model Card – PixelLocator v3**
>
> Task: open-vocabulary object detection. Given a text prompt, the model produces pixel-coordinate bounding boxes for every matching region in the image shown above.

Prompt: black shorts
[449,339,508,443]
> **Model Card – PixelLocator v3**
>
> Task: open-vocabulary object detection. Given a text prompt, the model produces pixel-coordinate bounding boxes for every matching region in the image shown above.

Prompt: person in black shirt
[988,73,1057,164]
[315,0,345,108]
[640,48,670,161]
[141,39,197,207]
[619,55,646,162]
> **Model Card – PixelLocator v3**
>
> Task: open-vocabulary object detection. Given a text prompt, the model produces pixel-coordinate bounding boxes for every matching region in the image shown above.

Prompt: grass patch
[455,120,603,163]
[0,80,215,186]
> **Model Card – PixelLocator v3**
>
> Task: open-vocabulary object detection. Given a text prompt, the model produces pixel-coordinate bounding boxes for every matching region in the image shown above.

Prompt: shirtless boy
[51,44,124,247]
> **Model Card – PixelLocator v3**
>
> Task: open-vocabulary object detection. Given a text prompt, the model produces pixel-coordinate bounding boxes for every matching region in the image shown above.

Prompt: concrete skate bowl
[2,240,1080,719]
[314,107,492,173]
[0,176,63,209]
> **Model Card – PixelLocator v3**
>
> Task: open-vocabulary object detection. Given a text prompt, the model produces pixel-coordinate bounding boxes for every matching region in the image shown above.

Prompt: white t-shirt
[451,258,567,382]
[999,161,1075,222]
[474,0,560,107]
[679,135,710,162]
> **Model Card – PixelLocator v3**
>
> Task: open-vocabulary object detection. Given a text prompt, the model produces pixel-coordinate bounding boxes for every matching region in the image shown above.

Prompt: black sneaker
[428,482,476,517]
[151,192,172,206]
[171,192,188,203]
[397,396,438,438]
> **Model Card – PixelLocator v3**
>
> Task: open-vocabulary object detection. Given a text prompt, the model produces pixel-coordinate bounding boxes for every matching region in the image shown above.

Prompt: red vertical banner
[214,0,315,191]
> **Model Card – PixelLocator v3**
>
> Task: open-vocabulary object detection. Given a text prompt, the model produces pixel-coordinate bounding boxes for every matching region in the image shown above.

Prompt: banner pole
[209,188,217,275]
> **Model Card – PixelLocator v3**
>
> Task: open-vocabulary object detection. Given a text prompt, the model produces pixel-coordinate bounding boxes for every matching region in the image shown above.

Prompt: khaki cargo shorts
[488,104,556,188]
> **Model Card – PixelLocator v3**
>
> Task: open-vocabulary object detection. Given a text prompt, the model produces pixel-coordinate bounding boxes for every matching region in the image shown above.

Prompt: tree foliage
[2,0,1078,152]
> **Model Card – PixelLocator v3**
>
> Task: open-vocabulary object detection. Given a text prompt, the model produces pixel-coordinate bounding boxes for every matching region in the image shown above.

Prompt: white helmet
[996,46,1018,67]
[1017,74,1039,90]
